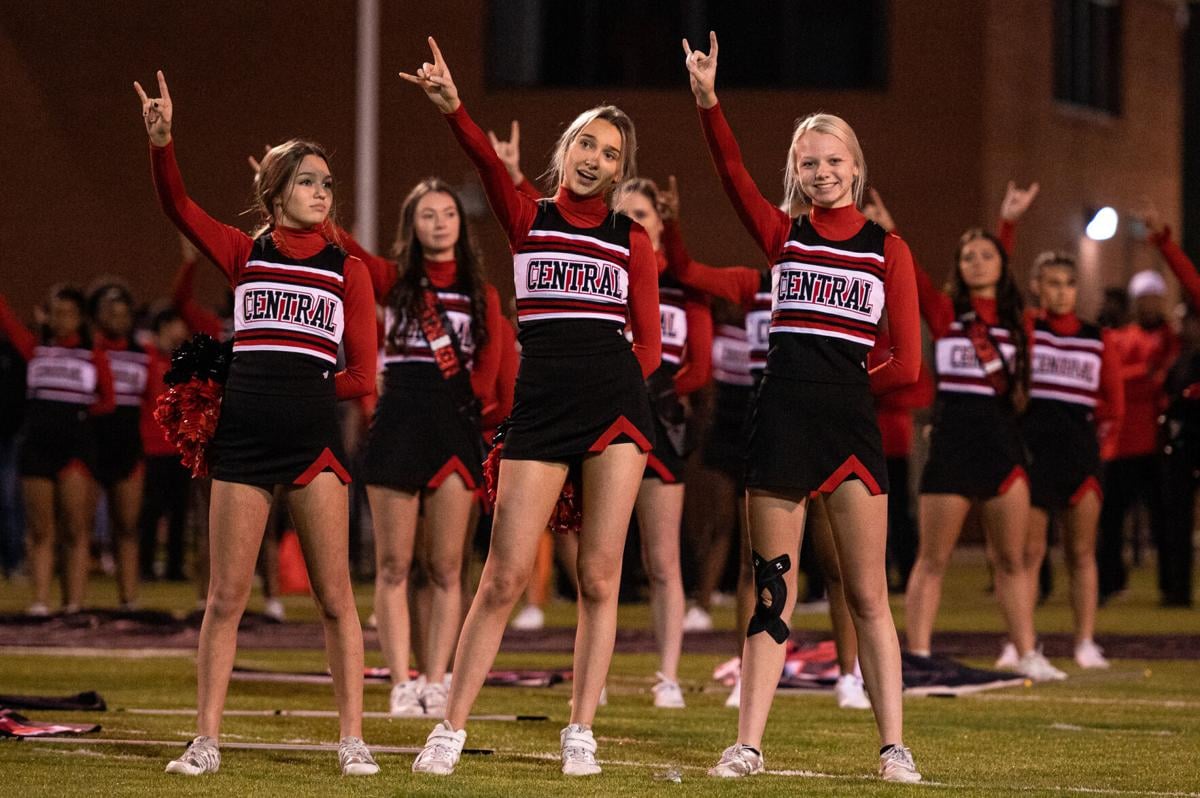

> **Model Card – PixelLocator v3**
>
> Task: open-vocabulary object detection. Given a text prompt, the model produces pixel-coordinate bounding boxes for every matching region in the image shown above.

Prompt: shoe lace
[182,738,218,768]
[884,746,913,770]
[421,731,460,764]
[340,737,374,766]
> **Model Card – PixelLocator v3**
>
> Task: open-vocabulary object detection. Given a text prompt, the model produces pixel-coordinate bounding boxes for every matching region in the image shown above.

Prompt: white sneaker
[263,598,286,622]
[835,673,871,710]
[995,641,1019,669]
[560,724,601,776]
[165,735,220,775]
[708,743,763,778]
[652,672,686,708]
[411,721,466,775]
[1015,648,1068,682]
[389,677,426,717]
[26,602,49,617]
[1074,639,1110,669]
[879,745,921,783]
[724,677,741,708]
[338,736,379,776]
[510,605,545,630]
[420,680,448,717]
[682,605,713,631]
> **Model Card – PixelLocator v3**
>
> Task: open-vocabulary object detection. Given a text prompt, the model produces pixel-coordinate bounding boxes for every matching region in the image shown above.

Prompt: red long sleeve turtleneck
[1037,309,1126,456]
[170,258,225,339]
[149,139,376,399]
[443,104,661,378]
[1153,226,1200,308]
[691,103,920,394]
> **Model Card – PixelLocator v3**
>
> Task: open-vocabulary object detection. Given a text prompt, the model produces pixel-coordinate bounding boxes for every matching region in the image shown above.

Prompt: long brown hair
[385,179,489,355]
[249,139,339,239]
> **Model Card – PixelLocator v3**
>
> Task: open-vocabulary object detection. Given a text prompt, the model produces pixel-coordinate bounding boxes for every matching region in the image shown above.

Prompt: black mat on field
[0,691,106,712]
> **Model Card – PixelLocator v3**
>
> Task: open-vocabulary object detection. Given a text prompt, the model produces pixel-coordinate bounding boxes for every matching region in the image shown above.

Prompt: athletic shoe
[420,681,448,716]
[412,721,466,775]
[165,735,220,775]
[712,656,741,685]
[389,677,426,717]
[724,677,741,708]
[995,641,1019,669]
[652,672,686,708]
[263,598,286,622]
[1074,639,1110,669]
[25,602,49,617]
[835,673,871,710]
[1015,648,1068,682]
[879,745,921,783]
[708,743,763,778]
[338,736,379,776]
[510,604,545,630]
[560,724,601,776]
[366,612,377,628]
[682,605,713,631]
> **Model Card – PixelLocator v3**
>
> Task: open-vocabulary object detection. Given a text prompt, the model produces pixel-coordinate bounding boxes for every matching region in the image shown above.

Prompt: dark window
[488,1,888,90]
[1054,0,1122,114]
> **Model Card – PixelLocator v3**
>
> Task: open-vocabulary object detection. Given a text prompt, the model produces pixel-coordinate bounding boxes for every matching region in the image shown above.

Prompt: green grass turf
[1,552,1197,795]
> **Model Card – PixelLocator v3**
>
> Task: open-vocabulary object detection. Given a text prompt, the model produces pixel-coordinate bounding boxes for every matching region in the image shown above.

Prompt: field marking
[969,693,1200,710]
[13,736,493,756]
[0,646,192,659]
[1049,722,1177,737]
[120,707,547,722]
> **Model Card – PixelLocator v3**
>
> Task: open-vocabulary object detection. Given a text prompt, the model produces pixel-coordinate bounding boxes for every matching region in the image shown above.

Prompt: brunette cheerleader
[134,71,378,776]
[402,38,660,776]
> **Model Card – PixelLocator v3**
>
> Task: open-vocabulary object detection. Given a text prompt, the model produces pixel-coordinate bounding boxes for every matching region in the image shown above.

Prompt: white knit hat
[1128,270,1167,299]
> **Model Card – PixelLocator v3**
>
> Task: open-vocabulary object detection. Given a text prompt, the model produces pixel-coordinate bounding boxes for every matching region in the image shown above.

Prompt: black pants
[885,456,917,592]
[1160,445,1197,605]
[1097,454,1166,599]
[137,455,191,580]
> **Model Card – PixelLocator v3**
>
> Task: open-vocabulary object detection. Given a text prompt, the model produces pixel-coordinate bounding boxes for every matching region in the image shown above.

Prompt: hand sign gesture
[133,70,173,147]
[999,180,1040,222]
[247,145,273,178]
[657,175,681,222]
[1132,200,1166,240]
[682,31,719,109]
[488,120,523,183]
[863,187,897,233]
[399,37,460,114]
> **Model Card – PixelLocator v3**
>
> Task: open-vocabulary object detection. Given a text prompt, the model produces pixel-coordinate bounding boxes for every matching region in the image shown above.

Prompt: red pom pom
[153,377,223,478]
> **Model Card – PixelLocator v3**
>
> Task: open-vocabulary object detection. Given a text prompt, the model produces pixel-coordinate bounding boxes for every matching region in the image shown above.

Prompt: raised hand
[399,36,460,114]
[133,70,173,146]
[999,180,1040,222]
[1132,200,1166,240]
[863,187,897,232]
[682,31,719,108]
[247,145,272,178]
[179,233,199,264]
[488,120,523,183]
[658,175,681,221]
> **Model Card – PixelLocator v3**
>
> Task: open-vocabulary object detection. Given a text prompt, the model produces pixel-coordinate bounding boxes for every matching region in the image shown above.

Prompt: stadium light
[1085,206,1118,241]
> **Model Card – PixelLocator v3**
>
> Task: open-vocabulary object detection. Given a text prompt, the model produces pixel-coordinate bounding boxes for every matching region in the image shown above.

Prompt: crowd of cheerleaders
[3,34,1197,781]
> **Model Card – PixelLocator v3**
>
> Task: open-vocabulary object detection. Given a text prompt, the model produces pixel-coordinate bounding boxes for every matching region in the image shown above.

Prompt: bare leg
[287,472,364,739]
[1024,506,1051,625]
[192,479,212,604]
[825,481,904,746]
[635,479,686,681]
[734,494,754,650]
[59,468,96,609]
[109,469,145,606]
[689,467,738,612]
[809,498,857,674]
[420,474,476,684]
[1063,492,1102,644]
[736,488,807,750]
[196,480,271,737]
[980,481,1036,655]
[367,485,419,686]
[22,478,56,607]
[904,494,972,653]
[444,459,566,729]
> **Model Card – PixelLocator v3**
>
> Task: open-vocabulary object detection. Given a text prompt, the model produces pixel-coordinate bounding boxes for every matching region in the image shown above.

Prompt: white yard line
[15,736,493,755]
[970,693,1200,710]
[120,707,545,722]
[0,646,192,659]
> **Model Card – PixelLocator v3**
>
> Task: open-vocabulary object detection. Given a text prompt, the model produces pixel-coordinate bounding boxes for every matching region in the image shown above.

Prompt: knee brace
[747,550,791,644]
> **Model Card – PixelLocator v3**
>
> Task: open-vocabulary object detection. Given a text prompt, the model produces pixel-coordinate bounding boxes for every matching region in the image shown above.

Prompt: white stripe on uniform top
[523,228,630,257]
[517,311,626,324]
[245,260,345,281]
[1033,330,1104,350]
[771,325,874,346]
[1030,388,1098,406]
[232,343,338,364]
[781,240,885,263]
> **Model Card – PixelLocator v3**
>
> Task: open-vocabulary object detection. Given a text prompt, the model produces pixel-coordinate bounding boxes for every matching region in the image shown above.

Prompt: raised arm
[674,290,713,396]
[170,236,225,338]
[135,71,252,281]
[868,235,922,394]
[996,180,1039,257]
[661,219,760,306]
[866,187,953,335]
[331,224,397,300]
[0,294,36,361]
[402,37,537,246]
[683,32,790,258]
[628,227,663,378]
[1136,204,1200,308]
[334,258,378,400]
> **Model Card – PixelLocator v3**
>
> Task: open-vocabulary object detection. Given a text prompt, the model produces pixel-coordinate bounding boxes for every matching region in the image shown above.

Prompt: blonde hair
[783,113,866,211]
[542,105,638,197]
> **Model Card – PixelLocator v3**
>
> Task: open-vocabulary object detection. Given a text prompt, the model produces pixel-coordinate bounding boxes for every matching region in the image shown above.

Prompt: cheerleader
[1001,251,1124,669]
[340,179,503,718]
[0,288,114,615]
[682,33,922,781]
[402,38,660,776]
[89,280,151,609]
[894,182,1069,681]
[134,71,378,776]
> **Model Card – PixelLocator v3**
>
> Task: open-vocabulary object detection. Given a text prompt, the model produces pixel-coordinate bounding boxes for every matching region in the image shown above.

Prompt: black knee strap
[747,550,791,644]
